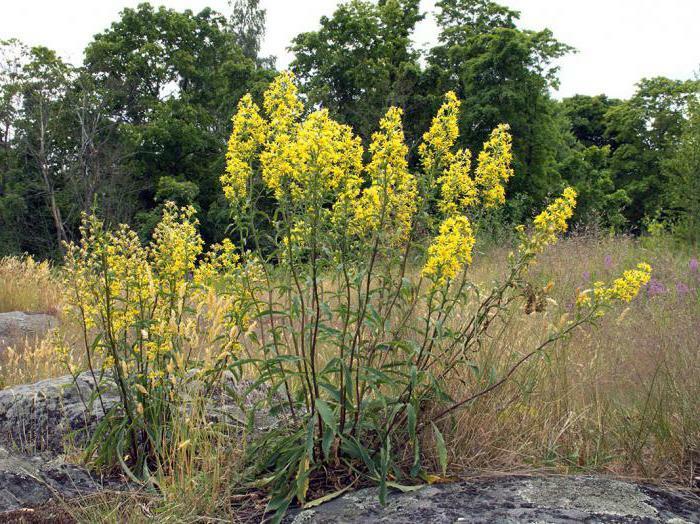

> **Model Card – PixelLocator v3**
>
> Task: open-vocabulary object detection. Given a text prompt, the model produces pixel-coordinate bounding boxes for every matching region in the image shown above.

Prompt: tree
[291,0,424,143]
[228,0,273,66]
[0,39,28,254]
[606,77,699,226]
[84,3,274,243]
[18,46,74,252]
[561,94,621,148]
[663,97,700,242]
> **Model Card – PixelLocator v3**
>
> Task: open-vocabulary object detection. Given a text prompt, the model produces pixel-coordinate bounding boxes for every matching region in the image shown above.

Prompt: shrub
[64,72,652,520]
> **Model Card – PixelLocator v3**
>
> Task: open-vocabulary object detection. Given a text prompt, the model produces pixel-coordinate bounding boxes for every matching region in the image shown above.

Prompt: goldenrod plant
[62,204,251,482]
[64,73,652,521]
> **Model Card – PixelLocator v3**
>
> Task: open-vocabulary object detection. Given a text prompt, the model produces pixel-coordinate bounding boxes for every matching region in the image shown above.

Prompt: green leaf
[315,398,336,434]
[322,425,334,459]
[295,455,311,503]
[379,443,389,505]
[303,485,352,509]
[406,403,416,442]
[431,422,448,476]
[386,481,424,492]
[305,416,316,460]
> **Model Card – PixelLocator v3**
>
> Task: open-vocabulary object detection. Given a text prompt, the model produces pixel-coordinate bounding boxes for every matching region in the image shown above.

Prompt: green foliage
[605,77,699,226]
[290,0,424,143]
[663,97,700,243]
[0,0,697,259]
[561,94,621,148]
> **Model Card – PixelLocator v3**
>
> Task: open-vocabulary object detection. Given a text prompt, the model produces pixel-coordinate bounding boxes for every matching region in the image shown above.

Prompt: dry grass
[0,332,85,389]
[0,256,71,387]
[0,256,63,314]
[441,234,700,486]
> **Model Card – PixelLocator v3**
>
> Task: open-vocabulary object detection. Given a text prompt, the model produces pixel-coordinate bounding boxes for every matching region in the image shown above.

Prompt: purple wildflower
[604,255,613,269]
[690,258,699,273]
[676,282,690,296]
[646,278,666,297]
[582,271,591,281]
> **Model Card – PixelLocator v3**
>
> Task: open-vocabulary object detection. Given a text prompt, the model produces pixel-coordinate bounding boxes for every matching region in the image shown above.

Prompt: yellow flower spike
[607,263,652,302]
[529,187,577,252]
[261,106,363,210]
[437,148,477,216]
[578,263,652,308]
[151,203,203,286]
[263,71,303,137]
[222,94,267,206]
[353,107,418,244]
[419,91,461,175]
[475,124,514,208]
[422,215,476,287]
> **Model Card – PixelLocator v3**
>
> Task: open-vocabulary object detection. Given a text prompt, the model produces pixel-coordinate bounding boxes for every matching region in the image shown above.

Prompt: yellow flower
[422,215,475,286]
[577,263,651,307]
[437,148,477,216]
[475,124,514,208]
[263,71,303,137]
[353,107,417,244]
[260,105,363,204]
[419,91,461,175]
[151,203,203,287]
[599,263,652,302]
[529,187,577,252]
[221,94,267,206]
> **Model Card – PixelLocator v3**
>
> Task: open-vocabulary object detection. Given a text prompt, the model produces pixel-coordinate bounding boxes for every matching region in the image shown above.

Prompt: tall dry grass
[0,255,62,314]
[441,234,699,486]
[0,256,70,387]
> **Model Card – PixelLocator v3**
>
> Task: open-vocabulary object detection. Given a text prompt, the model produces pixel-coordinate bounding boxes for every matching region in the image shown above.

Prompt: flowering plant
[64,72,651,518]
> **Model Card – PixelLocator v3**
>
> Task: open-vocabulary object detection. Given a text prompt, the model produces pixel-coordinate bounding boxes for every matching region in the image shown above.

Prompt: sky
[1,0,698,100]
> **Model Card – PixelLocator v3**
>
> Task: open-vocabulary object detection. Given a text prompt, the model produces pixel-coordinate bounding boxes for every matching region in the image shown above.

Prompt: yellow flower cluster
[151,203,203,289]
[63,203,230,392]
[285,109,363,203]
[222,72,363,226]
[193,238,241,287]
[577,263,652,306]
[222,94,266,206]
[528,187,577,251]
[437,148,477,216]
[416,94,514,218]
[474,124,514,208]
[418,91,460,175]
[421,216,476,286]
[264,70,303,137]
[353,107,418,243]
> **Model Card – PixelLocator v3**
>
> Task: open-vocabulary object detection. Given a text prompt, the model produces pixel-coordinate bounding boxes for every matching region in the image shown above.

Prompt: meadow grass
[0,255,62,314]
[0,234,697,521]
[441,233,699,484]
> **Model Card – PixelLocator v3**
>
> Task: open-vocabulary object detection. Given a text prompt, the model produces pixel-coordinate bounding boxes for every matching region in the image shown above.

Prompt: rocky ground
[0,311,699,522]
[286,476,700,523]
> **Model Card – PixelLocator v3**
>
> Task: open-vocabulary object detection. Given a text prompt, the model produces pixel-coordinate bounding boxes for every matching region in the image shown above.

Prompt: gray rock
[0,369,285,455]
[0,445,108,514]
[0,372,118,454]
[287,476,700,523]
[0,311,58,351]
